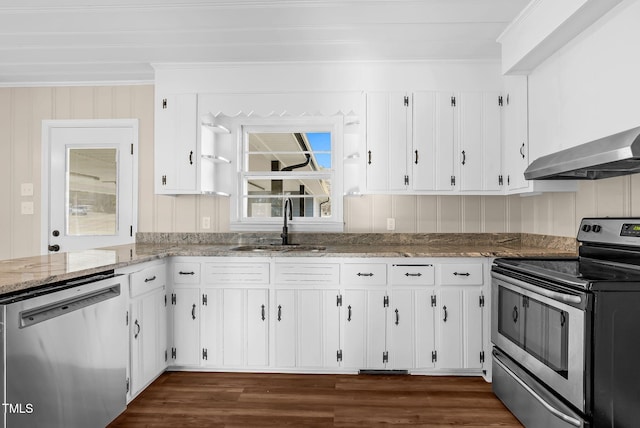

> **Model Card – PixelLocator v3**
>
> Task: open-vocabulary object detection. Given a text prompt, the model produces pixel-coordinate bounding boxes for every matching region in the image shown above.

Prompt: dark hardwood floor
[109,372,522,427]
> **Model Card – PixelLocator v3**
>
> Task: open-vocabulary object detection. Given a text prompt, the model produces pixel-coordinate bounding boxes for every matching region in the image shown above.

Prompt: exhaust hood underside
[524,126,640,180]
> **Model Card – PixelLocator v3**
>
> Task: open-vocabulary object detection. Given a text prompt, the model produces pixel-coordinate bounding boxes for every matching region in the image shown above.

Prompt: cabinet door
[201,288,221,366]
[503,76,529,192]
[459,92,502,192]
[388,290,414,369]
[342,289,367,369]
[434,93,457,191]
[366,92,410,191]
[464,289,485,370]
[155,93,197,194]
[459,92,483,191]
[222,288,244,366]
[366,290,388,369]
[297,289,340,368]
[412,92,437,191]
[246,289,269,367]
[415,290,436,369]
[274,289,296,367]
[131,291,164,395]
[437,288,463,369]
[171,287,200,366]
[366,92,390,191]
[129,299,143,395]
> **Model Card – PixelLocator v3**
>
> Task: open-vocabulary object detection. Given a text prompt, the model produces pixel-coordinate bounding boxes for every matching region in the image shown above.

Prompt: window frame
[230,117,344,232]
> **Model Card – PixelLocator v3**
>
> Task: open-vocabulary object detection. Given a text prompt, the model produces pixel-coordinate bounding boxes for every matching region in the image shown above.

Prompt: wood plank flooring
[109,372,523,427]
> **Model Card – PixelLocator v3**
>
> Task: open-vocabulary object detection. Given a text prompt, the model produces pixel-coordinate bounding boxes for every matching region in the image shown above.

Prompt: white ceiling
[0,0,528,85]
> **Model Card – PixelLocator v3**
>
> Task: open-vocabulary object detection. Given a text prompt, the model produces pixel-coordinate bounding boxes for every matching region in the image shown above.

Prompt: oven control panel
[578,218,640,245]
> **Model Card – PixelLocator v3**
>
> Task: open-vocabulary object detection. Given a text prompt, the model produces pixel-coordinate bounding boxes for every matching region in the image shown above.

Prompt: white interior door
[43,120,137,254]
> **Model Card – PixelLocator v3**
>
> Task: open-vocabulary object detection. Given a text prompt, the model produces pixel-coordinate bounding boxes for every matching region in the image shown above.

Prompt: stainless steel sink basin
[230,244,326,253]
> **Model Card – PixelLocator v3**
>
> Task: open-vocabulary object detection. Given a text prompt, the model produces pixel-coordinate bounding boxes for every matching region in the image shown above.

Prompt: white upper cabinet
[155,93,198,194]
[367,91,502,194]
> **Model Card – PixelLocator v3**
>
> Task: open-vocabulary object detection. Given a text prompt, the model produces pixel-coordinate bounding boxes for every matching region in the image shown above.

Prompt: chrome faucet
[281,198,293,245]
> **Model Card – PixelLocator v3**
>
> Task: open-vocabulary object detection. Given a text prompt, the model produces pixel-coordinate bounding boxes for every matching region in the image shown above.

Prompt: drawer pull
[404,272,422,277]
[261,304,266,321]
[357,272,374,277]
[179,271,195,275]
[191,304,196,320]
[347,305,352,322]
[144,275,156,283]
[277,305,282,321]
[453,272,470,277]
[395,309,399,325]
[443,305,448,322]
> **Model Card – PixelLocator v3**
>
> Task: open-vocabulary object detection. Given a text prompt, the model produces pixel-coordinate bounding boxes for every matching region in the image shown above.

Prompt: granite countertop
[0,233,578,297]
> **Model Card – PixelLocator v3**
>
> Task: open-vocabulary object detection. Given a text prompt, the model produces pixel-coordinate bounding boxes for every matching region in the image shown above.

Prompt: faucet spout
[281,198,293,245]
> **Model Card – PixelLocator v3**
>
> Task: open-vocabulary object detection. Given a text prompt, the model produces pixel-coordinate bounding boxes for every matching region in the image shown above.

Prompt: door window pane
[66,148,118,236]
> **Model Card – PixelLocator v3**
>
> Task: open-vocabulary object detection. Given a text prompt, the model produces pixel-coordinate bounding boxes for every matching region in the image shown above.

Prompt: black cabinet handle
[395,309,399,325]
[443,306,448,323]
[134,320,141,339]
[189,150,194,165]
[261,304,266,321]
[513,306,519,323]
[144,276,156,283]
[48,244,60,252]
[347,305,352,322]
[461,150,466,165]
[560,311,566,327]
[453,272,470,277]
[405,272,422,277]
[277,305,282,321]
[191,304,196,320]
[368,150,372,165]
[414,150,419,165]
[357,272,374,277]
[520,143,525,159]
[179,271,195,275]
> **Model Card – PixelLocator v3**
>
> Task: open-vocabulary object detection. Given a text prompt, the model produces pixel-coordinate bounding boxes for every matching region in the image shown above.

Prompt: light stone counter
[0,233,577,296]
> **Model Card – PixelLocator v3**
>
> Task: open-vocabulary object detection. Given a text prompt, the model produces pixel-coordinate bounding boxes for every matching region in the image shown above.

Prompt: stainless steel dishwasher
[0,271,127,428]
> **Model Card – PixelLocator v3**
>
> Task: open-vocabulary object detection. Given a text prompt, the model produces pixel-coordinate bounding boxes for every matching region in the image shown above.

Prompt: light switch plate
[202,216,211,229]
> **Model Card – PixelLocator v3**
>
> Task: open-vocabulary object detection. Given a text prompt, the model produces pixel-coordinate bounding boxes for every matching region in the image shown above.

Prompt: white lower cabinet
[201,287,269,368]
[163,256,488,377]
[124,261,168,400]
[170,287,201,366]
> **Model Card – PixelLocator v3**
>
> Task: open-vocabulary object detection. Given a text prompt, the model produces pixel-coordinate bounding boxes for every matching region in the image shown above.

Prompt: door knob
[48,244,60,252]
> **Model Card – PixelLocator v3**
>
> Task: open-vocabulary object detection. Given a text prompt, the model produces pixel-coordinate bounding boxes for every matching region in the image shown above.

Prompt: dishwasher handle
[20,285,121,329]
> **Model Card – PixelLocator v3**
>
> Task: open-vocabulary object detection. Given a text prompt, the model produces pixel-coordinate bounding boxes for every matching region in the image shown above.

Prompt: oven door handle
[494,356,582,427]
[492,272,582,305]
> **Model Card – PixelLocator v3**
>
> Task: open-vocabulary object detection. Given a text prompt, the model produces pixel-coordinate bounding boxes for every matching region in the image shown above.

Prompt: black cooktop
[494,257,640,290]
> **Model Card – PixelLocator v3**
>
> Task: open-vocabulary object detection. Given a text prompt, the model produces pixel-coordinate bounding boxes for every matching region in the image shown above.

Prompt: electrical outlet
[202,216,211,230]
[21,201,34,215]
[21,183,34,196]
[386,218,396,231]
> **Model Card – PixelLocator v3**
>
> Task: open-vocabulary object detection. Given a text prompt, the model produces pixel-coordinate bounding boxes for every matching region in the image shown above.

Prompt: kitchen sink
[230,244,326,252]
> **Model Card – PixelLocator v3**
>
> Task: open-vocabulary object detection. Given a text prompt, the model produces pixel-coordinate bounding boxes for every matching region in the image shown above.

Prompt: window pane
[248,132,331,172]
[245,196,332,219]
[66,148,118,236]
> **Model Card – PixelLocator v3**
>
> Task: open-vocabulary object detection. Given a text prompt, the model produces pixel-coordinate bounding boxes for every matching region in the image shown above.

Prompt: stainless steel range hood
[524,125,640,180]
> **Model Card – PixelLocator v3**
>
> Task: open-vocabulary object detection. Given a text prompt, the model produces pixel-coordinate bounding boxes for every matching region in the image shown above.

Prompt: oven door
[491,271,587,412]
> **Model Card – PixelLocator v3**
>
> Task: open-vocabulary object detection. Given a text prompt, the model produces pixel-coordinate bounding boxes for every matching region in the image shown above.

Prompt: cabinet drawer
[172,262,201,284]
[390,264,435,286]
[275,263,339,285]
[203,262,270,284]
[440,263,484,286]
[342,263,387,285]
[130,264,166,297]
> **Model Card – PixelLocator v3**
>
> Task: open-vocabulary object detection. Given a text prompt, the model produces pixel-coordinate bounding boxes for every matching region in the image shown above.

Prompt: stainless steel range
[491,218,640,428]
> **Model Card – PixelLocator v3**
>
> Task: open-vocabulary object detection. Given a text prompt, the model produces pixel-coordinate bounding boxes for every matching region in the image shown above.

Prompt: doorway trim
[41,119,139,255]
